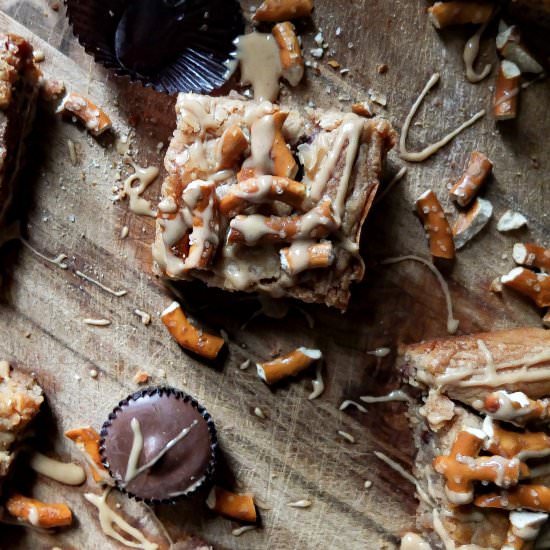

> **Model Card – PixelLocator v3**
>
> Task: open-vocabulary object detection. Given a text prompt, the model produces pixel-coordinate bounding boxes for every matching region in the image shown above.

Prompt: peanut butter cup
[100,387,217,503]
[65,0,244,94]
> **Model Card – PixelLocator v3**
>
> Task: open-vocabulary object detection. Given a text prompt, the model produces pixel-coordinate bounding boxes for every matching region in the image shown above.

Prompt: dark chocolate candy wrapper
[100,386,217,504]
[65,0,244,94]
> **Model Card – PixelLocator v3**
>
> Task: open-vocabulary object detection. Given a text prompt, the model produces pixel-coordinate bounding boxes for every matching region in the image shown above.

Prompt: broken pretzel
[206,486,257,523]
[494,60,521,121]
[257,347,322,385]
[433,428,513,505]
[416,190,455,260]
[449,151,493,207]
[280,240,334,275]
[272,22,304,87]
[484,417,550,459]
[57,91,111,136]
[253,0,313,22]
[217,125,249,170]
[161,302,225,360]
[501,267,550,308]
[428,1,493,29]
[238,112,298,181]
[219,176,306,217]
[5,494,72,528]
[475,484,550,513]
[65,426,111,484]
[483,391,550,426]
[513,243,550,273]
[227,200,339,246]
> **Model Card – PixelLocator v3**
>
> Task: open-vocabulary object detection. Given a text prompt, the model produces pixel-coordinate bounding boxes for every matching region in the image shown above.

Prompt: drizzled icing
[306,113,364,219]
[121,163,159,218]
[234,33,282,101]
[29,452,86,486]
[84,490,158,550]
[123,417,198,485]
[242,114,276,175]
[399,73,485,162]
[153,93,384,299]
[463,22,491,83]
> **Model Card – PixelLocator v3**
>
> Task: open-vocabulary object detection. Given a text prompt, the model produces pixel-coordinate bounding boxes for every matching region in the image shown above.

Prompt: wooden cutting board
[0,1,548,548]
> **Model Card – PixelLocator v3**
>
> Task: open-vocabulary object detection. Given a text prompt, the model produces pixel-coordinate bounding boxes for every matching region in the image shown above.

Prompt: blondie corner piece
[0,360,43,496]
[398,328,550,549]
[0,34,41,227]
[153,94,396,310]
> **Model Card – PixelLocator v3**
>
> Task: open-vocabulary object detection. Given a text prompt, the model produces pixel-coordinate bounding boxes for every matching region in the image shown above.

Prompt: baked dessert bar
[153,94,395,310]
[0,34,40,228]
[399,328,550,548]
[0,360,43,496]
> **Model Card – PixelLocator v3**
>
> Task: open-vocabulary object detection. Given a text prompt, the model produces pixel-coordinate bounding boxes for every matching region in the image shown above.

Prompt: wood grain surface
[0,1,549,549]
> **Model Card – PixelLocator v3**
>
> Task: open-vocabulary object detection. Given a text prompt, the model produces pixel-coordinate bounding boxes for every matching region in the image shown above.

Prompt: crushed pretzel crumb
[133,370,150,385]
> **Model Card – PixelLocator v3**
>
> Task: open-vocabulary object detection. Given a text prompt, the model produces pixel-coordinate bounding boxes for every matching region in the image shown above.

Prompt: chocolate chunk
[100,387,216,503]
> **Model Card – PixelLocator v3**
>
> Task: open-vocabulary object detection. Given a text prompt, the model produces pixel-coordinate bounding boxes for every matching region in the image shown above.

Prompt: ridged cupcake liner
[65,0,244,94]
[100,386,218,504]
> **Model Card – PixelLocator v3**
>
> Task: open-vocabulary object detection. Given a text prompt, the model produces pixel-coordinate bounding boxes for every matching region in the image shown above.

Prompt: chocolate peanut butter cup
[100,387,217,503]
[65,0,244,94]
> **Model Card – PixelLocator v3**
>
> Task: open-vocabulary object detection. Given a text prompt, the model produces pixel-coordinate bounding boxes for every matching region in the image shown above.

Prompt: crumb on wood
[133,370,151,385]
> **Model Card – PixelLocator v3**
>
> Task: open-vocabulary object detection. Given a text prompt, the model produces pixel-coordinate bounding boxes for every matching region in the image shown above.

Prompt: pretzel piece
[501,267,550,308]
[513,243,550,273]
[5,494,72,528]
[280,240,334,275]
[272,111,298,179]
[272,22,304,87]
[351,102,373,118]
[238,112,298,181]
[257,347,322,385]
[484,418,550,459]
[227,200,339,246]
[449,151,493,207]
[475,485,550,512]
[182,180,220,270]
[494,60,521,121]
[218,125,249,170]
[253,0,313,22]
[206,486,257,523]
[416,190,455,260]
[504,511,548,550]
[161,302,225,360]
[57,91,112,136]
[433,426,532,505]
[483,391,550,426]
[428,2,494,29]
[219,176,306,217]
[65,426,110,483]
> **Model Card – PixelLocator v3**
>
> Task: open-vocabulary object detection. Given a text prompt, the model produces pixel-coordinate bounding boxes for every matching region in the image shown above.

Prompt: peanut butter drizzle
[122,163,159,218]
[463,22,491,83]
[399,73,485,162]
[123,418,198,485]
[29,452,86,486]
[235,33,282,101]
[84,490,158,550]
